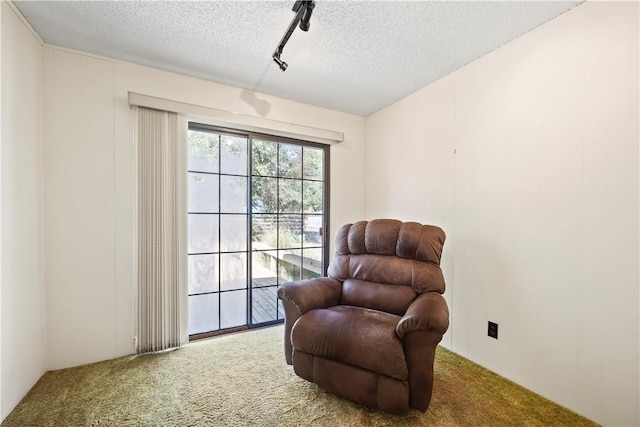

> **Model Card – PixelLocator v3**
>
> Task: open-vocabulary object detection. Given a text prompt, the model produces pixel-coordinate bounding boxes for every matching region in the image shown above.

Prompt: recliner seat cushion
[291,306,407,380]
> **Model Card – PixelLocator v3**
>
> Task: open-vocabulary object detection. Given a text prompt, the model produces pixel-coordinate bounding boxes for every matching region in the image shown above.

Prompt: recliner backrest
[328,219,446,314]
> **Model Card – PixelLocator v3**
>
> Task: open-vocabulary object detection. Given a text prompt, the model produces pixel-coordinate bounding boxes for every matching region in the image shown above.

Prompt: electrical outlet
[488,321,498,339]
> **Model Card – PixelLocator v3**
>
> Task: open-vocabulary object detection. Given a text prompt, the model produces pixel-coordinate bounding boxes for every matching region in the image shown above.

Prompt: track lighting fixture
[272,0,315,72]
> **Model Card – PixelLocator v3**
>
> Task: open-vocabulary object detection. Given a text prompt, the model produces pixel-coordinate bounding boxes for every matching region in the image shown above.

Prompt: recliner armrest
[277,277,342,314]
[396,292,449,339]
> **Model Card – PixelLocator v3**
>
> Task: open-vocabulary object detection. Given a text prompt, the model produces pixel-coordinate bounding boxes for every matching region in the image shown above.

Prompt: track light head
[273,54,288,72]
[299,2,314,31]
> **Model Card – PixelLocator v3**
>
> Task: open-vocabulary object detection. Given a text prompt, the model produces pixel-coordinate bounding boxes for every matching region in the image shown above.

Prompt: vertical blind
[136,106,182,353]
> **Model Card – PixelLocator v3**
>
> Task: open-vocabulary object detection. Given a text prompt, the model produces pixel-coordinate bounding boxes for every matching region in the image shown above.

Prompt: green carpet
[2,325,598,426]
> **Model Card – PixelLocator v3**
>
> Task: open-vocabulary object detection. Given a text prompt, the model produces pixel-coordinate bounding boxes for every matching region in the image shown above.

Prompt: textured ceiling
[15,1,581,116]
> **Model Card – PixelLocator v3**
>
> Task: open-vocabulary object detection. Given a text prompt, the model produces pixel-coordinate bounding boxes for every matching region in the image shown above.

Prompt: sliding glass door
[187,124,328,339]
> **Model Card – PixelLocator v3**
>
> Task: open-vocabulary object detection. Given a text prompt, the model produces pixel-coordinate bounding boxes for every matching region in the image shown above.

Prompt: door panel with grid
[187,125,328,338]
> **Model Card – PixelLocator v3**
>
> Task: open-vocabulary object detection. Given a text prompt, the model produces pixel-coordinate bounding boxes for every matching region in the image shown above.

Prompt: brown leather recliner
[277,219,449,414]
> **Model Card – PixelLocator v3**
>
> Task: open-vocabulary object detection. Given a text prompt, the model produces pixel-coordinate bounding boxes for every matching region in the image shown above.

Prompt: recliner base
[292,350,411,414]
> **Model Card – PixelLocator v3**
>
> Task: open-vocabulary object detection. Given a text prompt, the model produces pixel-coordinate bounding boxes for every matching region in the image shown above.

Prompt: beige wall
[365,2,639,426]
[0,1,46,420]
[43,46,367,370]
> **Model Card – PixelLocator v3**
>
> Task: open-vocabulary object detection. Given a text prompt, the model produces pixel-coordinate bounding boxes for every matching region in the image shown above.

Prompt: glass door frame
[187,122,330,339]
